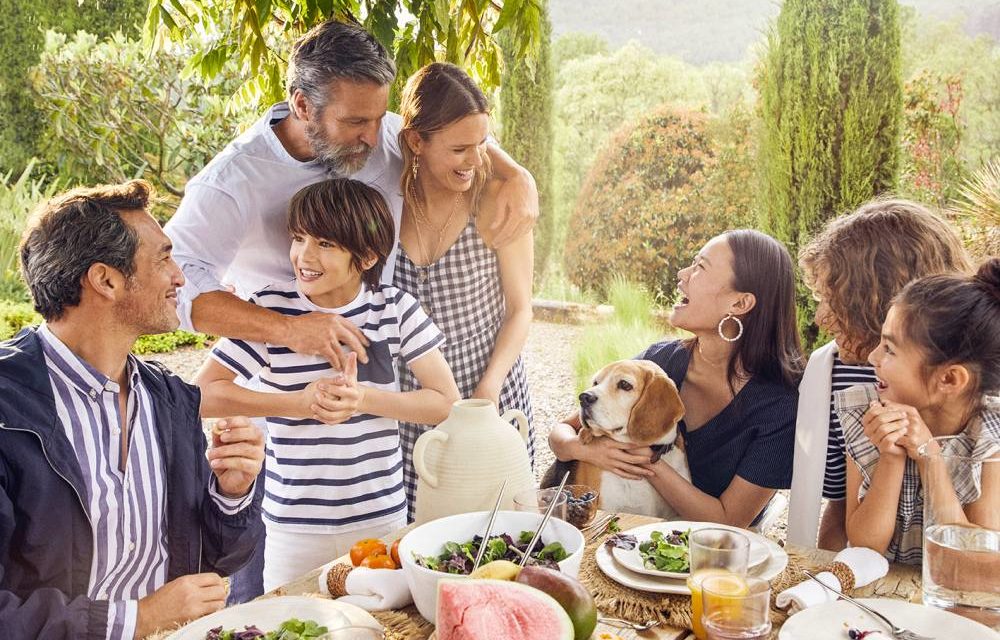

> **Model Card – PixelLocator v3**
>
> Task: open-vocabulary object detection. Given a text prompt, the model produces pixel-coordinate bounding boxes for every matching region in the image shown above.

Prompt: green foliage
[551,32,608,68]
[564,107,755,302]
[0,300,212,354]
[0,0,148,174]
[499,2,554,284]
[951,158,1000,260]
[31,30,252,207]
[900,13,1000,168]
[0,161,60,303]
[548,39,751,301]
[899,71,965,208]
[572,278,664,393]
[757,0,903,347]
[134,330,213,355]
[145,0,544,111]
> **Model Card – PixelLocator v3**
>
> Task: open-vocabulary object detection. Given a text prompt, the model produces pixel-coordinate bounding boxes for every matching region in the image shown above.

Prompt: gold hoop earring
[412,155,419,181]
[718,314,744,342]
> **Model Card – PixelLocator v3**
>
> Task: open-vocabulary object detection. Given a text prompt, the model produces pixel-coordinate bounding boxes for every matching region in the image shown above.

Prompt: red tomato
[390,538,401,567]
[360,553,397,570]
[349,539,387,567]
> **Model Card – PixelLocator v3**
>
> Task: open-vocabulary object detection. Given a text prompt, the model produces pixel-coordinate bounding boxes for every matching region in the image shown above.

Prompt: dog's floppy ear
[628,362,685,443]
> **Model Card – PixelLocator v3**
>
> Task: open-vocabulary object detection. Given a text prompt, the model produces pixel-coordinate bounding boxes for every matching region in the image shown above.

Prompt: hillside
[549,0,1000,64]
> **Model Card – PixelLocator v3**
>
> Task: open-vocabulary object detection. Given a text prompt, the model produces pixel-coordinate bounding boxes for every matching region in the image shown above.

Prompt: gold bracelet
[826,561,856,592]
[325,562,354,597]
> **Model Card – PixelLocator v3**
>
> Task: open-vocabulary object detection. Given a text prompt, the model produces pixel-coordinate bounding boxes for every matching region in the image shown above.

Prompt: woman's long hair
[398,62,492,211]
[724,229,804,390]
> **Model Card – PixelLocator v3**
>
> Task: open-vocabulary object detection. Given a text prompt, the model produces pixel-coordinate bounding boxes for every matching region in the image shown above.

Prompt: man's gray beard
[305,123,372,175]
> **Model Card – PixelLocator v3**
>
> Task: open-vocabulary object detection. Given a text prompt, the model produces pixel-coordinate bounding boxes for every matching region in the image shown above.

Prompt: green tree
[757,0,903,346]
[499,1,554,283]
[564,107,754,302]
[31,30,251,206]
[146,0,544,110]
[0,0,147,173]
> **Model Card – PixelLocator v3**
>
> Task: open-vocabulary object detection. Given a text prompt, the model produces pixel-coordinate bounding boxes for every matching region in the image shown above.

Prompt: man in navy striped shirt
[0,180,265,639]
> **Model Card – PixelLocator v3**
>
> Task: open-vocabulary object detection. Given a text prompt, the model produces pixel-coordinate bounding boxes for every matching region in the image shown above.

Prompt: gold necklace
[409,183,464,265]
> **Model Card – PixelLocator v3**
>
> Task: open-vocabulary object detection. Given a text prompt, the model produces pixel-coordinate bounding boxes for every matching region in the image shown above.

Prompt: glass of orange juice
[701,575,771,639]
[686,528,750,640]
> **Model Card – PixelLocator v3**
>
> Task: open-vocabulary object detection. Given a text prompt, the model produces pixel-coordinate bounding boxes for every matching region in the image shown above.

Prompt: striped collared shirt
[37,325,249,640]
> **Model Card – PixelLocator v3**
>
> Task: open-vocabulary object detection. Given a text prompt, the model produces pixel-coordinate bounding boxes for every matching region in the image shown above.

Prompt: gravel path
[145,321,584,483]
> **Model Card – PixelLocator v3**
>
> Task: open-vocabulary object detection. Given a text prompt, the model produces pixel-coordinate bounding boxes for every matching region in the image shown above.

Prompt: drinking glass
[701,575,771,640]
[919,434,1000,629]
[686,528,751,640]
[512,487,568,521]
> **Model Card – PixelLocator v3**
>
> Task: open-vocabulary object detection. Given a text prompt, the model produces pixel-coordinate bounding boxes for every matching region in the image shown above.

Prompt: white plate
[596,527,788,595]
[610,521,771,579]
[778,598,998,639]
[166,596,382,639]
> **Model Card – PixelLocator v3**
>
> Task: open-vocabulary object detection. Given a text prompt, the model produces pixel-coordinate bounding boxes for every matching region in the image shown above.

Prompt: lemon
[470,560,522,580]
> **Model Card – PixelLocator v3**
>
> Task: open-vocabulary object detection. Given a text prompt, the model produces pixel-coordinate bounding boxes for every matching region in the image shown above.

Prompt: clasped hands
[299,351,365,425]
[862,399,936,460]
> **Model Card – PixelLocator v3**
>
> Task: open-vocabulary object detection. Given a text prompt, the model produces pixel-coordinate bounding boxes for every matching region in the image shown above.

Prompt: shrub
[899,71,965,208]
[0,160,60,303]
[564,107,754,302]
[30,30,251,214]
[951,159,1000,261]
[573,278,666,393]
[0,301,211,355]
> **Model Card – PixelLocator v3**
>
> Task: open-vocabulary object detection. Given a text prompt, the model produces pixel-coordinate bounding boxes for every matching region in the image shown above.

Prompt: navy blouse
[637,340,798,497]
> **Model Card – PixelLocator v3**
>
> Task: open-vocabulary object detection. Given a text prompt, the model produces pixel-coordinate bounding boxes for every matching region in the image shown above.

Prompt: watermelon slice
[436,579,575,640]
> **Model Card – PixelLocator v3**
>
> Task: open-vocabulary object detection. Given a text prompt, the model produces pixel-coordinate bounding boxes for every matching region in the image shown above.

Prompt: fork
[597,616,662,631]
[586,515,620,543]
[803,570,934,640]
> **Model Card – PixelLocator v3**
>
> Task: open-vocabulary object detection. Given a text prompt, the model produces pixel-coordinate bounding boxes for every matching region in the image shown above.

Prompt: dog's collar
[650,442,674,464]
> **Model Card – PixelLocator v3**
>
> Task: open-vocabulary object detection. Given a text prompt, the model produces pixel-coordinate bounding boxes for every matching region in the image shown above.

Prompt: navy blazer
[0,327,264,639]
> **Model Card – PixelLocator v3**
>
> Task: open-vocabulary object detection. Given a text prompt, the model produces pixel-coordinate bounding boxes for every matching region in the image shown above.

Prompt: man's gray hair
[287,20,396,111]
[20,181,149,321]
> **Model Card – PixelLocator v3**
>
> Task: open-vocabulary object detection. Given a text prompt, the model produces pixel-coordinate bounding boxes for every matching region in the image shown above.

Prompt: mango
[470,560,522,581]
[515,566,597,640]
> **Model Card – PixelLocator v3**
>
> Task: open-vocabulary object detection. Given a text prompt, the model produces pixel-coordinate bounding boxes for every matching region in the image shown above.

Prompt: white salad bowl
[398,510,585,624]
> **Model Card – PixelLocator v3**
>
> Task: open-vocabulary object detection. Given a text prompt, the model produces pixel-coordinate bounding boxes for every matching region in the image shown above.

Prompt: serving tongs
[517,471,570,568]
[470,478,508,573]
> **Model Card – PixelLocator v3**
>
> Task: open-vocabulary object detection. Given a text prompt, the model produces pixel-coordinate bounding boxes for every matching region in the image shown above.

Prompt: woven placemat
[580,525,806,640]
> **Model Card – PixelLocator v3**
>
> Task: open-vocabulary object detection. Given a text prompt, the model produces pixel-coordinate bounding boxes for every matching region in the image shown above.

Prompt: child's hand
[883,401,935,460]
[312,352,365,425]
[862,400,909,458]
[299,377,342,418]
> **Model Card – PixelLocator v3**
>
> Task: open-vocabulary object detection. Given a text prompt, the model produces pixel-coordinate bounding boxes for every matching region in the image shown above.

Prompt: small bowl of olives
[561,484,599,529]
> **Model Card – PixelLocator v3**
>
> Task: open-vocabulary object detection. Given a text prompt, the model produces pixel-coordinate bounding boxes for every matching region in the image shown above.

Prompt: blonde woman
[395,62,535,521]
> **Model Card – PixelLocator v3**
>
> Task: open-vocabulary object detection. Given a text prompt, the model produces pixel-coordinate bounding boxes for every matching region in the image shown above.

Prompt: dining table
[251,510,924,640]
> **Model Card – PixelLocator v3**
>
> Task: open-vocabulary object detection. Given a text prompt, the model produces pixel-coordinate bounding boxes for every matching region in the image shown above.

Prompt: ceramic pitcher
[412,399,534,523]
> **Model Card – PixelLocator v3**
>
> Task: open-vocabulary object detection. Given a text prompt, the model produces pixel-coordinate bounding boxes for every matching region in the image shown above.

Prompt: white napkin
[776,547,889,614]
[318,561,413,611]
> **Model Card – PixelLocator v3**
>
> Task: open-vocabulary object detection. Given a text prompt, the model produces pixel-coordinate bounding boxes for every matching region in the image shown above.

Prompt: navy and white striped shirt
[37,325,250,640]
[211,281,444,534]
[822,356,878,500]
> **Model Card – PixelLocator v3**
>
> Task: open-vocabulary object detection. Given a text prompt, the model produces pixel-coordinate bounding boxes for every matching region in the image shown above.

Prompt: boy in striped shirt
[196,178,459,590]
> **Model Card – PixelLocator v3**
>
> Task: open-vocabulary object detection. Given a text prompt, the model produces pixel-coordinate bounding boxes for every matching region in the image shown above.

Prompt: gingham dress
[837,384,1000,565]
[394,216,535,522]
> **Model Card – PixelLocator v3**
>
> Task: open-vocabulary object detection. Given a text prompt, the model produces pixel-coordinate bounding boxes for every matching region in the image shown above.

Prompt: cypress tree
[499,0,554,284]
[758,0,903,346]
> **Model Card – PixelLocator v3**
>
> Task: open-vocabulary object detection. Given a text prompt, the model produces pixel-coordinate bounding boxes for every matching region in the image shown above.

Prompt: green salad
[414,530,569,574]
[205,618,328,640]
[638,529,690,572]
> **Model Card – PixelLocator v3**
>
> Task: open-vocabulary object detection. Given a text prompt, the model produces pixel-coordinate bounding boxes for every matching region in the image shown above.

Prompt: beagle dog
[543,360,689,519]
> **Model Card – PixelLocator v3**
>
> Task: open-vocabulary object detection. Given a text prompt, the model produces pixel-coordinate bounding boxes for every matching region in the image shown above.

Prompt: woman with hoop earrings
[549,230,804,528]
